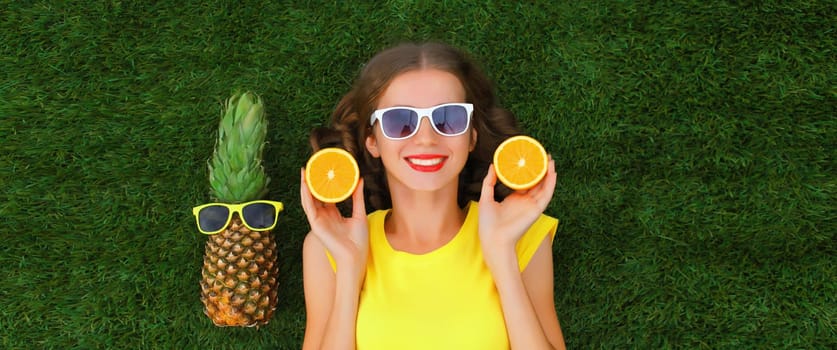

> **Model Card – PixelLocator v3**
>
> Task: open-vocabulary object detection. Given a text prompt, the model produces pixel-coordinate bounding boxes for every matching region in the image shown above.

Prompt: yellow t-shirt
[327,201,558,350]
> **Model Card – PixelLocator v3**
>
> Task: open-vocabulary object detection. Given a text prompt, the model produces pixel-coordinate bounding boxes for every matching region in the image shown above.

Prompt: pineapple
[200,92,279,327]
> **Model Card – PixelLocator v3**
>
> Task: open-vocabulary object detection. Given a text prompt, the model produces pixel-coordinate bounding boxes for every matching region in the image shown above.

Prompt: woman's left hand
[478,155,557,267]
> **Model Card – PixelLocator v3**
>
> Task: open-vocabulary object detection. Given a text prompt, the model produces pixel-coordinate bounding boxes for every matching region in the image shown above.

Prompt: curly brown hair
[309,42,521,212]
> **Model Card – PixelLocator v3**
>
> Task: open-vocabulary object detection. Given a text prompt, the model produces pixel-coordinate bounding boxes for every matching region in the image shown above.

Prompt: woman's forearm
[319,268,363,350]
[487,249,553,350]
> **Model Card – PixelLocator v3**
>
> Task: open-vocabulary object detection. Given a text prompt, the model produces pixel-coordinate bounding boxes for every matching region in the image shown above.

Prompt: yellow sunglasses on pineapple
[192,200,283,235]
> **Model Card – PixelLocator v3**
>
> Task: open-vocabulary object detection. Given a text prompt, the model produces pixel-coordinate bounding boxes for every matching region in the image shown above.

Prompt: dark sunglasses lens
[241,203,277,230]
[432,105,469,135]
[382,109,418,138]
[198,206,230,233]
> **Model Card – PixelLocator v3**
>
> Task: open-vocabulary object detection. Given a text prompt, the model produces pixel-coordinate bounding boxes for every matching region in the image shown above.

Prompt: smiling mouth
[405,155,447,172]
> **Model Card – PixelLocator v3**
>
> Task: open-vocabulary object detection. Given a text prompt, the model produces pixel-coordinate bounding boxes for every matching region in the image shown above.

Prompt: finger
[299,168,313,213]
[299,167,319,219]
[351,178,366,218]
[536,158,558,206]
[480,163,497,203]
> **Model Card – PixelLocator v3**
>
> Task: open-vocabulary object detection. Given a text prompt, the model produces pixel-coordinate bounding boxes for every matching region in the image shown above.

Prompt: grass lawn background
[1,1,834,348]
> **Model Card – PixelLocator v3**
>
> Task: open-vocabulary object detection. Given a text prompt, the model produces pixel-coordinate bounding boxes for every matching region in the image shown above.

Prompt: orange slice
[305,148,360,203]
[493,135,548,190]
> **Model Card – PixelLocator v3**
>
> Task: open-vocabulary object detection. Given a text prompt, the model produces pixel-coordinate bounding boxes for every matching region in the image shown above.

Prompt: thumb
[351,178,366,218]
[480,164,497,203]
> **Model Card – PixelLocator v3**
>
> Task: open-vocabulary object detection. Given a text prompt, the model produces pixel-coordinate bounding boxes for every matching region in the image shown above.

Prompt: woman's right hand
[300,168,369,280]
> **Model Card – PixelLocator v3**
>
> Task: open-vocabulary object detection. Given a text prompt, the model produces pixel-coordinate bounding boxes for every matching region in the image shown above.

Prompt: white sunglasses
[369,103,474,140]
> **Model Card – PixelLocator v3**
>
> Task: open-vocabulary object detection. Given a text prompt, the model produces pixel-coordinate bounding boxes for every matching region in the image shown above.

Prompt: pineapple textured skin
[200,217,279,327]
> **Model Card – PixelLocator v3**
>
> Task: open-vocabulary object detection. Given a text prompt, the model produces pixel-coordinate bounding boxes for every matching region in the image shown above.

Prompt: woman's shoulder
[366,207,392,229]
[468,200,559,222]
[367,207,391,218]
[302,231,325,259]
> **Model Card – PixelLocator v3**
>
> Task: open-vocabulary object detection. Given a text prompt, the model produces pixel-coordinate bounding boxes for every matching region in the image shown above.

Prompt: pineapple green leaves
[208,92,270,203]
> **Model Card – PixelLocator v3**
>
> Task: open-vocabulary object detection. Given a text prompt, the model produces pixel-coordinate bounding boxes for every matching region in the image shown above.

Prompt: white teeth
[407,158,444,166]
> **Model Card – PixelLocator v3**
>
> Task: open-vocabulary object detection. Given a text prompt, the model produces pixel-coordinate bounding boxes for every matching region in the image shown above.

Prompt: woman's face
[365,68,476,193]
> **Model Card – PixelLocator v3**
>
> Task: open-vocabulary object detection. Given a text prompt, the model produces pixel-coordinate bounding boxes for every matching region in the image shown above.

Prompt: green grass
[1,1,834,348]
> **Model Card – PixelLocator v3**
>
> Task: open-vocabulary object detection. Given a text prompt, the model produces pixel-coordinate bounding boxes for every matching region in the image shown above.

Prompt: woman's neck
[384,183,467,253]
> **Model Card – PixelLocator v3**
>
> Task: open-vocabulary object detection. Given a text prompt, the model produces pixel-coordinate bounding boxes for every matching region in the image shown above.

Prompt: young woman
[300,42,565,350]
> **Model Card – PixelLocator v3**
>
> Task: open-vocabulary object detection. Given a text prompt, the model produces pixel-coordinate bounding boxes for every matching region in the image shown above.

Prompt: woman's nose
[413,116,438,143]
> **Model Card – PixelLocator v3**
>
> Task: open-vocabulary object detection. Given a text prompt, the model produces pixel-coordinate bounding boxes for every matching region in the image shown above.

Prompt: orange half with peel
[305,148,360,203]
[493,135,548,191]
